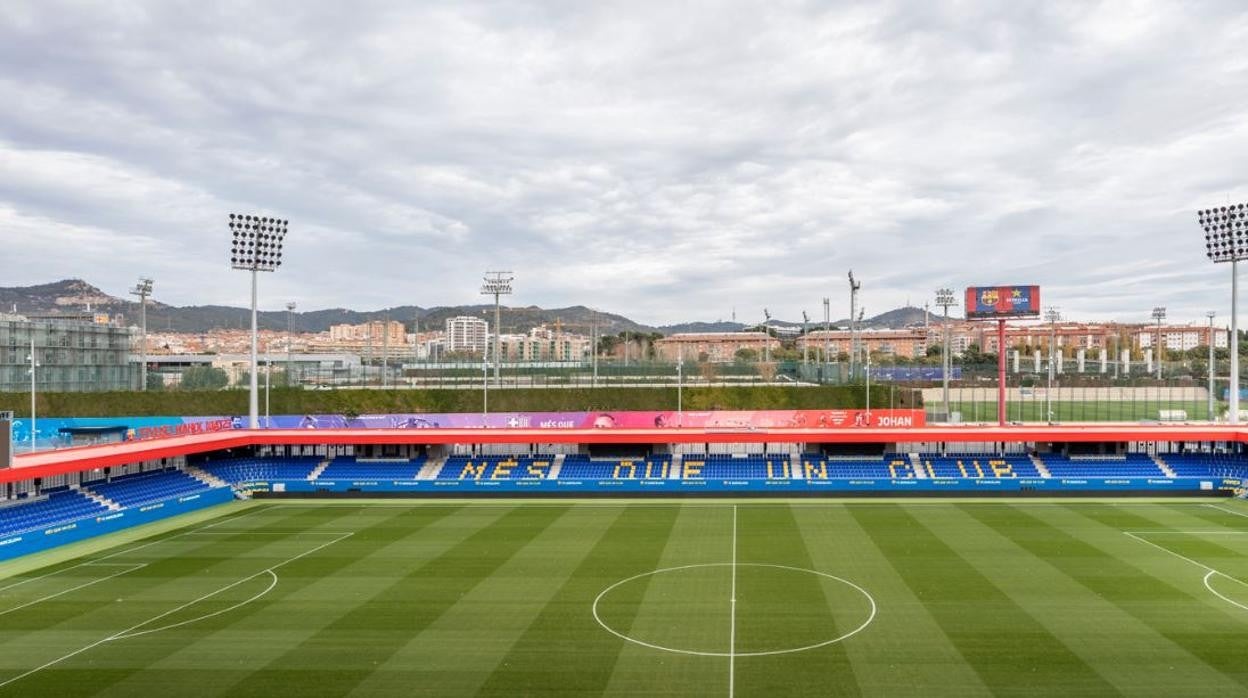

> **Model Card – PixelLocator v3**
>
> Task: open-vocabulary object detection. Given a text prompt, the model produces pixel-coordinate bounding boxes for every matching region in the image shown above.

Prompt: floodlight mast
[763,308,772,363]
[848,272,862,379]
[230,214,288,429]
[1045,307,1061,423]
[1198,204,1247,423]
[130,277,153,391]
[481,272,513,388]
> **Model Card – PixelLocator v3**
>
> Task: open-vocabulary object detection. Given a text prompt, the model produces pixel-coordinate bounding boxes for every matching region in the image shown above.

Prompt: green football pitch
[1,499,1247,697]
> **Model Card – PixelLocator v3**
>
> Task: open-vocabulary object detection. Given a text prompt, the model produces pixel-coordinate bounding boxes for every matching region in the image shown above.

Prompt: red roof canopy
[5,424,1245,485]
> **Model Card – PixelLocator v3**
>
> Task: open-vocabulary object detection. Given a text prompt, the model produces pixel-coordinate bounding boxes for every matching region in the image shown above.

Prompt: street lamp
[230,213,288,429]
[1208,310,1217,421]
[286,301,296,387]
[1045,307,1061,423]
[1151,306,1166,380]
[481,271,513,388]
[130,277,153,391]
[1199,204,1247,424]
[935,288,956,419]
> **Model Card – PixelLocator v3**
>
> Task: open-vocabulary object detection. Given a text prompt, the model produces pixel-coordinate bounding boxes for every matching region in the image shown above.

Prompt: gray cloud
[1,0,1247,326]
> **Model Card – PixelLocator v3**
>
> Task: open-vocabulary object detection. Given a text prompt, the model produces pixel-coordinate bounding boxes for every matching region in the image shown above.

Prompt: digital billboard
[965,285,1040,319]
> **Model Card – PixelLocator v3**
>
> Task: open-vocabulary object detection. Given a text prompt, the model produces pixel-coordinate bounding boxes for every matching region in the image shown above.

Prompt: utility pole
[1208,310,1217,421]
[285,301,296,387]
[1045,307,1061,423]
[848,271,861,380]
[130,278,153,390]
[801,310,809,365]
[1151,306,1166,380]
[762,308,772,364]
[822,297,830,380]
[382,313,390,388]
[935,288,956,419]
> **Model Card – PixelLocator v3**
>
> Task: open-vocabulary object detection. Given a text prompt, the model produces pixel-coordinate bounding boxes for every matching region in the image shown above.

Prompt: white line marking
[0,506,271,593]
[1205,504,1248,520]
[112,570,279,640]
[0,564,146,617]
[0,531,351,690]
[729,505,737,698]
[1205,571,1248,613]
[592,562,876,658]
[1123,531,1248,612]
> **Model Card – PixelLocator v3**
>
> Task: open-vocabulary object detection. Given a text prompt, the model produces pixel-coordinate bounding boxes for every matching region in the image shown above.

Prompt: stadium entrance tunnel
[593,563,875,657]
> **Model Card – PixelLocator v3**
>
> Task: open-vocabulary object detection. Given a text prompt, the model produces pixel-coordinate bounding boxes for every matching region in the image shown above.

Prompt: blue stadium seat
[441,454,560,480]
[919,454,1039,478]
[1038,453,1163,477]
[800,454,915,479]
[0,489,107,537]
[199,456,322,483]
[1157,453,1248,478]
[85,469,214,508]
[319,455,426,480]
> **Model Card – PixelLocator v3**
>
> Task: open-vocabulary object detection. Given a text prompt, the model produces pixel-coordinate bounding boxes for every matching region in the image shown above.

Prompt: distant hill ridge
[0,279,943,335]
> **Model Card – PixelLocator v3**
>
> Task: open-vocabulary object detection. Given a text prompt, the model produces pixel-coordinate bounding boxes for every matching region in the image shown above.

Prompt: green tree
[144,372,165,391]
[734,347,759,363]
[180,366,229,390]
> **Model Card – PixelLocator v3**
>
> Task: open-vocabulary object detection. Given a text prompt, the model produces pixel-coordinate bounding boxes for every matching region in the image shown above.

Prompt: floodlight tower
[935,288,956,417]
[1207,310,1217,421]
[230,213,288,429]
[1151,306,1166,380]
[481,271,513,387]
[130,277,153,391]
[822,297,831,374]
[26,336,37,452]
[848,271,862,379]
[1199,204,1247,423]
[1045,307,1061,422]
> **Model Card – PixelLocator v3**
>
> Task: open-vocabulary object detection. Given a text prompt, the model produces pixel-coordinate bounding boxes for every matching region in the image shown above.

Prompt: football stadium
[0,411,1246,696]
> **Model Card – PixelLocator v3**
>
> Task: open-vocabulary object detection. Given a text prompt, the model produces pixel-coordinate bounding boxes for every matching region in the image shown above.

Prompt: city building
[799,329,929,359]
[0,312,136,392]
[328,320,407,347]
[446,316,488,353]
[497,326,592,362]
[654,332,781,363]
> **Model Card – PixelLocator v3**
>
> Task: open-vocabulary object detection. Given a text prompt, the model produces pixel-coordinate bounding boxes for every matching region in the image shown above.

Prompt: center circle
[592,563,876,657]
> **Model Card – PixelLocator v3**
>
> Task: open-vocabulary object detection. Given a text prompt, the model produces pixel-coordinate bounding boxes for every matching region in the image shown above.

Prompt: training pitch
[0,499,1246,696]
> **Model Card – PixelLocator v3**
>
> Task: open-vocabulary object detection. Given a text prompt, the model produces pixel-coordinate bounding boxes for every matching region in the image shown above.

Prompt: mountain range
[0,279,945,335]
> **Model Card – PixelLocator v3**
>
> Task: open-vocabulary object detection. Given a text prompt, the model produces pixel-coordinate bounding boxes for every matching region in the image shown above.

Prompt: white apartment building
[446,316,488,353]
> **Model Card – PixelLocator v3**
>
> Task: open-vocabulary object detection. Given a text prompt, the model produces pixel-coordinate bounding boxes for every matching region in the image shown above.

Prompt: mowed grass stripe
[944,504,1245,696]
[851,504,1121,697]
[602,504,733,696]
[733,505,862,697]
[222,505,567,697]
[0,505,371,697]
[475,505,681,696]
[87,505,463,698]
[348,504,626,696]
[793,505,992,697]
[1038,504,1248,686]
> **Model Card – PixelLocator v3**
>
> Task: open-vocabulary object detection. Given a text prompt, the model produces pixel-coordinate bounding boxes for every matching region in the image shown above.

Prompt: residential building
[0,313,135,392]
[654,332,781,363]
[446,316,488,353]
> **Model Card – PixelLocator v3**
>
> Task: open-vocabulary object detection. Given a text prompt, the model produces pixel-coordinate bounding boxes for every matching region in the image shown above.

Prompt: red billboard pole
[998,319,1006,426]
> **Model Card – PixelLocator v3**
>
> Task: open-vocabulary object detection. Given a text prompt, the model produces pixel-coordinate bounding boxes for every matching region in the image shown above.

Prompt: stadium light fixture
[1199,204,1247,423]
[230,213,288,429]
[26,336,37,453]
[130,277,153,391]
[848,272,862,380]
[763,308,772,364]
[935,288,957,419]
[481,272,513,388]
[1151,306,1166,380]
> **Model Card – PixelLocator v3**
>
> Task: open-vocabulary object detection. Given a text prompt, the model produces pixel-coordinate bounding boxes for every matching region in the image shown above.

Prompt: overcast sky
[2,1,1247,326]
